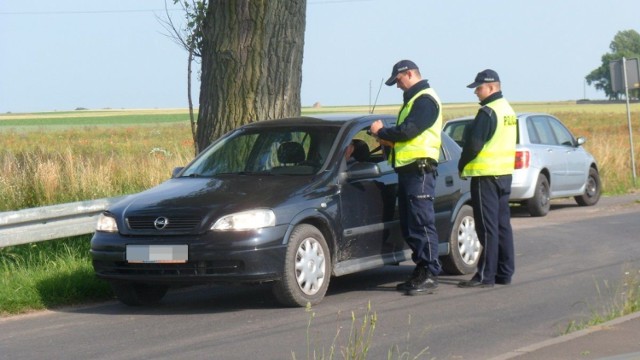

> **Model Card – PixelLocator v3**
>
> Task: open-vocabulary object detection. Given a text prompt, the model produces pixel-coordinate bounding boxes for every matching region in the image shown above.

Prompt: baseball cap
[466,69,500,88]
[385,60,419,86]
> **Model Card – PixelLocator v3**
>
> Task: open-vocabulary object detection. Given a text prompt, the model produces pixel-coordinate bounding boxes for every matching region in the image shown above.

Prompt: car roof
[446,112,557,124]
[241,113,396,129]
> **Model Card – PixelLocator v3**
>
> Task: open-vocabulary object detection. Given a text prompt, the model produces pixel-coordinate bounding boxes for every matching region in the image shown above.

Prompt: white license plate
[126,245,188,263]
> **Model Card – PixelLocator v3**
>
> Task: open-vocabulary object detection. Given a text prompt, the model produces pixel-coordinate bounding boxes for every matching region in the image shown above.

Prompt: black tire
[574,167,601,206]
[110,282,169,306]
[526,174,550,217]
[272,224,330,307]
[441,205,480,275]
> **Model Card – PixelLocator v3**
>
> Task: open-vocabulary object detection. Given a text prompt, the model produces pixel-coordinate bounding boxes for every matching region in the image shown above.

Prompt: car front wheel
[110,282,169,306]
[526,174,550,217]
[441,205,480,275]
[574,167,601,206]
[272,224,330,307]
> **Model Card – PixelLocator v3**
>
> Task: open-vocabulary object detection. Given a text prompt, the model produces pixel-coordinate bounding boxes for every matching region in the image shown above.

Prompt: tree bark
[196,0,306,151]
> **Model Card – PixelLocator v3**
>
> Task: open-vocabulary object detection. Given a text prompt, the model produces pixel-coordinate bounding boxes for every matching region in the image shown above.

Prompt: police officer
[458,69,517,288]
[370,60,442,295]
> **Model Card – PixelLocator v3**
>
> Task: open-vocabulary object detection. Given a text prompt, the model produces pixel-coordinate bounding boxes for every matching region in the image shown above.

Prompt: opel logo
[153,217,169,230]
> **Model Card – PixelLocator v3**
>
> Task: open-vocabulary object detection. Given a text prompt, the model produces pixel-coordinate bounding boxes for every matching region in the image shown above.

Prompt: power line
[0,8,183,16]
[309,0,378,4]
[1,1,379,15]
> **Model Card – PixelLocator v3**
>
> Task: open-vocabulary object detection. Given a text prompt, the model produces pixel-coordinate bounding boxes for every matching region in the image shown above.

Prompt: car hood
[109,175,316,232]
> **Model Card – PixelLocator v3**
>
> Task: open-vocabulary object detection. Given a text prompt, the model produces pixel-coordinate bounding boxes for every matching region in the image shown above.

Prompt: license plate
[126,245,188,263]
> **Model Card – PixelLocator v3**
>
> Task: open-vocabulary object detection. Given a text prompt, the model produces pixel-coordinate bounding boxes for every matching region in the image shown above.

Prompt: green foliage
[586,29,640,99]
[0,236,112,316]
[172,0,207,57]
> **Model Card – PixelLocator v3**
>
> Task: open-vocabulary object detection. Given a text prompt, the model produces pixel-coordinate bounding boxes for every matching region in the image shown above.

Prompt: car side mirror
[172,167,185,178]
[576,136,586,146]
[346,162,380,180]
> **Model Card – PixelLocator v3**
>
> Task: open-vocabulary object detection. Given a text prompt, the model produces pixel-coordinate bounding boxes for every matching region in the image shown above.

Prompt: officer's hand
[370,120,384,135]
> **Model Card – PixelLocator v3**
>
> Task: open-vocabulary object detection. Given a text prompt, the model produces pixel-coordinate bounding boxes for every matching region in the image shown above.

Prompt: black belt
[394,158,438,174]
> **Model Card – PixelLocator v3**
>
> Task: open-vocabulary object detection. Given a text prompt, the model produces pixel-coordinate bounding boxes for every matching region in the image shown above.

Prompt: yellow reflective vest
[392,88,442,168]
[461,98,517,176]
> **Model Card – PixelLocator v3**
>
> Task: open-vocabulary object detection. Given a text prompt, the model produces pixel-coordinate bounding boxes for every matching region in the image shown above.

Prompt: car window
[547,116,575,146]
[443,121,469,147]
[181,127,339,176]
[348,127,394,173]
[527,116,558,145]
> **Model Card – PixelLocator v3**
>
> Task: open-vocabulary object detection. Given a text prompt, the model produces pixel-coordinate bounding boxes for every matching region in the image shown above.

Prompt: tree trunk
[196,0,306,151]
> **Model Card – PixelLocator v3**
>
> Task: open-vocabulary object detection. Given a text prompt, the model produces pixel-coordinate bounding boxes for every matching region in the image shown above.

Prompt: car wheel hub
[458,216,480,265]
[295,237,326,295]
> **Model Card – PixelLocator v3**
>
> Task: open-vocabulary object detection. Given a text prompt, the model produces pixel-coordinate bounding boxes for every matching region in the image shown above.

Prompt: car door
[547,116,589,192]
[525,115,568,192]
[338,126,403,262]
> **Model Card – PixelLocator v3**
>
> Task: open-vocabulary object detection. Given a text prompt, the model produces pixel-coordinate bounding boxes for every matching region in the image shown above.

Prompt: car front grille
[126,216,202,231]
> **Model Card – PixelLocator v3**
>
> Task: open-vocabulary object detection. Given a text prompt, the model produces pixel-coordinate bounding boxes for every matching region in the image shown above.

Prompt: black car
[91,114,479,307]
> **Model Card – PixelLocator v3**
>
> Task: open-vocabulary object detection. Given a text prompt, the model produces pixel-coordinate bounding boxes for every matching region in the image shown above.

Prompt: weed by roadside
[292,301,430,360]
[563,267,640,334]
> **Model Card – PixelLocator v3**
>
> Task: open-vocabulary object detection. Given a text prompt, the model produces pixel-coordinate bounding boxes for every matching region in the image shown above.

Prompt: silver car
[443,113,601,217]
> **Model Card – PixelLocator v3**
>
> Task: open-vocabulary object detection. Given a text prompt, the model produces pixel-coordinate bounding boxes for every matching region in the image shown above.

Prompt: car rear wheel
[441,205,479,275]
[110,281,169,306]
[272,224,330,307]
[574,167,601,206]
[526,174,550,217]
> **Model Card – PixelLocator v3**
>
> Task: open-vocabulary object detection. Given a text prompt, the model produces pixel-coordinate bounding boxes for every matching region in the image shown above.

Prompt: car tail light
[515,150,530,169]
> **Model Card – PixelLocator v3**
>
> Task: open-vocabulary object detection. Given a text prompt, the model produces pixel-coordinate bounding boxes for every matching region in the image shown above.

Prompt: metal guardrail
[0,197,126,248]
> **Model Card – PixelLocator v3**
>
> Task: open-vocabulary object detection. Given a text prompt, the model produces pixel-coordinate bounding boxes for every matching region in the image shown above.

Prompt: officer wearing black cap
[458,69,517,288]
[369,60,443,295]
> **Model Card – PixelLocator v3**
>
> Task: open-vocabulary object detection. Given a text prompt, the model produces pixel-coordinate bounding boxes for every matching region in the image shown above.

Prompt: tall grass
[2,104,638,211]
[0,124,193,211]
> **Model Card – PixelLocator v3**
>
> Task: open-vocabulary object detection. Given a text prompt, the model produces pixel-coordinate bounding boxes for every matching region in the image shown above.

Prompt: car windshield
[180,126,339,177]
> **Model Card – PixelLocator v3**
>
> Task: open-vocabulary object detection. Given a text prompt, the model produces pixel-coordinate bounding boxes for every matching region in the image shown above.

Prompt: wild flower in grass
[149,147,172,157]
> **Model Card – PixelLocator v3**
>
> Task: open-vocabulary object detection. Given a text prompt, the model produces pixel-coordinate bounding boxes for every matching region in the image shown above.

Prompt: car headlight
[96,213,118,232]
[211,209,276,231]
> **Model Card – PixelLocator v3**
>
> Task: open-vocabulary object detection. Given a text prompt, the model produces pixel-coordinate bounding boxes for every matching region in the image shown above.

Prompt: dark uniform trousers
[397,169,442,277]
[470,175,515,284]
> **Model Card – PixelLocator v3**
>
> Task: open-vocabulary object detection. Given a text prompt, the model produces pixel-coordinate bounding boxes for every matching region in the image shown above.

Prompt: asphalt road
[2,193,639,360]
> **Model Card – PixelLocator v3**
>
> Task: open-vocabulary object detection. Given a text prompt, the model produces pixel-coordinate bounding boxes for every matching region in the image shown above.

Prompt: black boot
[405,267,438,295]
[396,265,421,291]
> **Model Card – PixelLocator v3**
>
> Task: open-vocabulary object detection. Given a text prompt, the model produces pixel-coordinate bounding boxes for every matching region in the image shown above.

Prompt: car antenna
[370,78,383,114]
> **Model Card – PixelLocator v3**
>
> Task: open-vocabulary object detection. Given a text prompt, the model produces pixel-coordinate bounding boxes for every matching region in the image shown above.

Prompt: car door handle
[445,176,454,187]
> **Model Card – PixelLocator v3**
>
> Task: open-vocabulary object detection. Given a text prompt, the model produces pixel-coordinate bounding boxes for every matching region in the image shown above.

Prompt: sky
[1,0,639,114]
